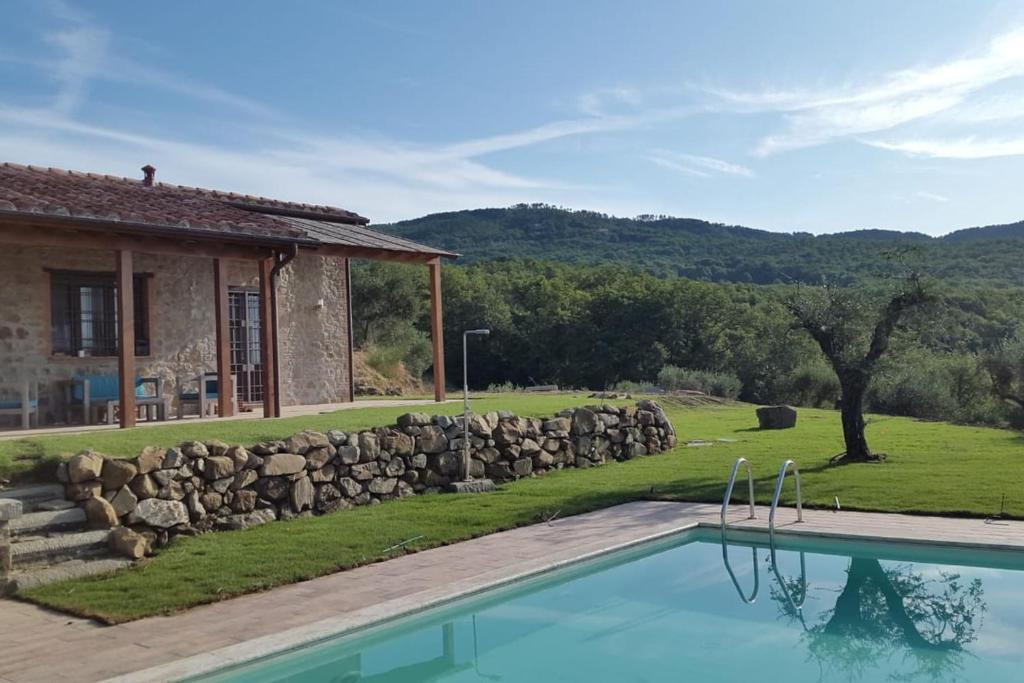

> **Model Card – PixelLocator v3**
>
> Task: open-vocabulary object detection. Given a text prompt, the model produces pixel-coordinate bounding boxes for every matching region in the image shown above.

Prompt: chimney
[141,164,156,187]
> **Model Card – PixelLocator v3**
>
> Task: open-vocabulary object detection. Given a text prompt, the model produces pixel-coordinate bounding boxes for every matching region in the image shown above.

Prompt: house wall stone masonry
[56,401,676,550]
[0,246,351,419]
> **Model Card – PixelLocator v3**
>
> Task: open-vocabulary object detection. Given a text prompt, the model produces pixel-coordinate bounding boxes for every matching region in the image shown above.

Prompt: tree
[350,261,428,348]
[983,337,1024,425]
[772,558,985,682]
[785,275,932,463]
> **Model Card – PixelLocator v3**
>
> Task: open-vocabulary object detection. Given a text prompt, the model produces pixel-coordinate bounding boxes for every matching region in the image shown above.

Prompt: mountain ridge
[382,204,1024,285]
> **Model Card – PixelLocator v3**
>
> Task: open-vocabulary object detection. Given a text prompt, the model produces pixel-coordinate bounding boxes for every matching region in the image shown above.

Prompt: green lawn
[16,394,1024,623]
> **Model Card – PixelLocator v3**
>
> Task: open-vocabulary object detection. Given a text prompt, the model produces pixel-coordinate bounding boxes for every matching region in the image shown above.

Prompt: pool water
[195,529,1024,683]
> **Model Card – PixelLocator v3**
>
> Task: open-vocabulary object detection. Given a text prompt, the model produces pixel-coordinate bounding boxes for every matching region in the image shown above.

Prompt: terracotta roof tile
[0,162,453,258]
[0,163,367,243]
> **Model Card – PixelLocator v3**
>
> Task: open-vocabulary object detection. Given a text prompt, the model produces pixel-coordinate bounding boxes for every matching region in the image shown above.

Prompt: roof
[278,216,457,258]
[0,162,454,259]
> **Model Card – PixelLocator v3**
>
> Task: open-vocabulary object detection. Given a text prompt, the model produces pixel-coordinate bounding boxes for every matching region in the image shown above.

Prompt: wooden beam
[314,244,446,264]
[0,222,274,261]
[213,259,234,418]
[116,249,136,428]
[428,258,446,402]
[258,258,277,418]
[344,257,356,403]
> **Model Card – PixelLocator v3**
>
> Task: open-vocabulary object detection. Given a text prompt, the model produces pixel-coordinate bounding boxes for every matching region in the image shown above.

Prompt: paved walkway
[1,502,1023,682]
[0,398,451,440]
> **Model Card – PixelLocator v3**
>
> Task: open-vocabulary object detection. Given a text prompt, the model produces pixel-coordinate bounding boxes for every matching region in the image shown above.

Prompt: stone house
[0,162,453,429]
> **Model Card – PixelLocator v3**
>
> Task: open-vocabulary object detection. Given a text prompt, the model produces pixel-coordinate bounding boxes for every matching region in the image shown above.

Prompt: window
[50,271,150,356]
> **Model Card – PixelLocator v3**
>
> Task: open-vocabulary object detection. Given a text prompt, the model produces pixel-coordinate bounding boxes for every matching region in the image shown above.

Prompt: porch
[0,163,455,433]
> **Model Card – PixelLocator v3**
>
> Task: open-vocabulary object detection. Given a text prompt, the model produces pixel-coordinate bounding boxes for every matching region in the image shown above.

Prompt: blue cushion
[71,376,152,402]
[0,399,37,410]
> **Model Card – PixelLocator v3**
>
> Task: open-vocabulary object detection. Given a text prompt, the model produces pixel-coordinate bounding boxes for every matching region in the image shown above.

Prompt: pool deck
[2,502,1024,682]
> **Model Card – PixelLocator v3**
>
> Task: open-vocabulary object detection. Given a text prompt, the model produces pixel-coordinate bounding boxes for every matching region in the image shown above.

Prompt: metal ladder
[720,457,756,526]
[768,459,803,546]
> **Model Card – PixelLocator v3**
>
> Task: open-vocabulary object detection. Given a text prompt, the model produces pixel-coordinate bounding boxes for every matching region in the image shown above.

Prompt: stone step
[0,483,64,504]
[33,498,77,512]
[9,507,87,537]
[7,557,133,592]
[11,529,111,569]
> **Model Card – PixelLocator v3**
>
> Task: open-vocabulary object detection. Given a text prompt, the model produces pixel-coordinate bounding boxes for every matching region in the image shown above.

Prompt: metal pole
[460,329,490,482]
[462,331,470,481]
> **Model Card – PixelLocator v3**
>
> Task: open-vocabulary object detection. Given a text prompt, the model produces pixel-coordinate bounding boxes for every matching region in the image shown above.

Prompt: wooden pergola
[0,188,453,429]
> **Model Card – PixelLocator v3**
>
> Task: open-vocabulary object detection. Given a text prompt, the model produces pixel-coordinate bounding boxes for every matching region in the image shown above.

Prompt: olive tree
[785,275,932,463]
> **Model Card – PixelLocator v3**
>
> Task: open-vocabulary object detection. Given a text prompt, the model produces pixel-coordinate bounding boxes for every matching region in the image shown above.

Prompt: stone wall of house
[0,246,351,422]
[57,401,676,549]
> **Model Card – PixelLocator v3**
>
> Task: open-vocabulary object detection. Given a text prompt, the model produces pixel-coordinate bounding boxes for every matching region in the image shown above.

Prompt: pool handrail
[721,533,760,604]
[768,459,803,546]
[721,457,756,527]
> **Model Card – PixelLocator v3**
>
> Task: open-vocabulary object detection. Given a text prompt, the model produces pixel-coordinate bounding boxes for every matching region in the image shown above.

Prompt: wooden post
[213,259,234,417]
[116,249,136,428]
[428,258,446,402]
[258,258,277,418]
[344,257,356,403]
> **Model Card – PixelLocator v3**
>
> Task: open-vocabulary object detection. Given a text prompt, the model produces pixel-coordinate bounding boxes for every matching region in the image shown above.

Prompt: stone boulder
[67,450,104,483]
[109,527,148,559]
[285,430,330,454]
[260,453,306,476]
[135,446,166,474]
[128,498,189,528]
[756,405,798,430]
[572,408,599,436]
[109,486,138,518]
[417,426,448,454]
[204,456,236,480]
[397,412,431,428]
[100,459,137,491]
[82,496,119,528]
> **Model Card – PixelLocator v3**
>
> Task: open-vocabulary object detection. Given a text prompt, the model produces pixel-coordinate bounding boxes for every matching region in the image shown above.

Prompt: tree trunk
[838,380,877,462]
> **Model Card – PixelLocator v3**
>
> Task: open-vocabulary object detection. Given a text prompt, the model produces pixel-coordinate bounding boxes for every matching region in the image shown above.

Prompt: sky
[2,1,1024,234]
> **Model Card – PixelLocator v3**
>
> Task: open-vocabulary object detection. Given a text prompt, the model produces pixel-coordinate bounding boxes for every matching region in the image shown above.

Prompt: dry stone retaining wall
[57,401,676,549]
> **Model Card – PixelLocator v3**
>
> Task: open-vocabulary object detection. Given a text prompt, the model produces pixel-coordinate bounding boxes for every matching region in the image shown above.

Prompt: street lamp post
[462,329,490,481]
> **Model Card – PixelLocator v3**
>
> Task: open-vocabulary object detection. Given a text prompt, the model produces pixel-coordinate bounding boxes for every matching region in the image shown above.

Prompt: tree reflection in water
[772,556,986,682]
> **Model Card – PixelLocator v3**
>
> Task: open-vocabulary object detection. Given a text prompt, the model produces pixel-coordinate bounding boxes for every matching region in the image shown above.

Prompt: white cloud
[914,190,950,203]
[647,150,754,178]
[5,1,275,119]
[866,135,1024,159]
[708,25,1024,157]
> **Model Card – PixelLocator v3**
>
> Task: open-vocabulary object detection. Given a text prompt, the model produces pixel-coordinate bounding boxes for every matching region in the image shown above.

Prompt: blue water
[194,529,1024,683]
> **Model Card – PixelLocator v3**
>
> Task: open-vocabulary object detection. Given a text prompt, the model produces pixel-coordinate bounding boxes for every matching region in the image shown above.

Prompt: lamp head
[466,329,491,336]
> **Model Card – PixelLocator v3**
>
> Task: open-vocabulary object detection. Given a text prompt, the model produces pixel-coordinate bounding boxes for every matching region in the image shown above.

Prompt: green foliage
[384,205,1024,286]
[349,253,1024,429]
[779,361,841,408]
[983,337,1024,427]
[656,366,741,398]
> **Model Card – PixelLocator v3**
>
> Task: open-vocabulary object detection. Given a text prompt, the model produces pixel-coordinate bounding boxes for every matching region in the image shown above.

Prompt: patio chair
[0,379,39,430]
[66,374,166,425]
[176,372,236,419]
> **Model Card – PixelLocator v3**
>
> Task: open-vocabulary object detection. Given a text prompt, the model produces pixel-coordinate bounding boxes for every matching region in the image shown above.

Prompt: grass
[16,394,1024,623]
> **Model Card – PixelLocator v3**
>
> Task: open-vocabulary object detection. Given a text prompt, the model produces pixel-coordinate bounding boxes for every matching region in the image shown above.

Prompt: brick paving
[0,501,1021,682]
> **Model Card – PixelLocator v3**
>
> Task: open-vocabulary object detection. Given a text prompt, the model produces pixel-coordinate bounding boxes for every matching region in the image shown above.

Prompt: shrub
[780,362,840,408]
[867,351,1001,424]
[365,322,432,380]
[610,379,659,394]
[486,381,523,393]
[655,366,741,399]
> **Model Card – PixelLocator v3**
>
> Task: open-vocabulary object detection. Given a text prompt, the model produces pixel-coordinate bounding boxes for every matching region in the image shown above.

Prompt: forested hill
[382,205,1024,285]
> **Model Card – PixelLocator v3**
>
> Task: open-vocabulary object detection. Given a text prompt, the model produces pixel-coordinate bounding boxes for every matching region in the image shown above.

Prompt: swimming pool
[192,528,1024,682]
